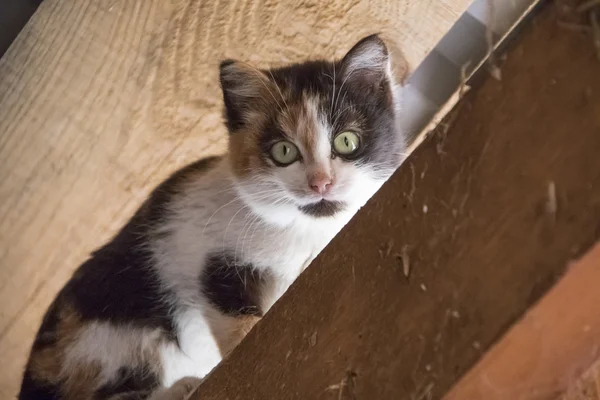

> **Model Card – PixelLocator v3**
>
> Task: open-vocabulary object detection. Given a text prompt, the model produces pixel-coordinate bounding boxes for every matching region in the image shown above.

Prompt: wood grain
[0,0,471,397]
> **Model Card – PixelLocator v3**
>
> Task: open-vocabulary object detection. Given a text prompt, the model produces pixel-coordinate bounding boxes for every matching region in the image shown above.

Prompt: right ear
[340,34,391,92]
[219,60,274,132]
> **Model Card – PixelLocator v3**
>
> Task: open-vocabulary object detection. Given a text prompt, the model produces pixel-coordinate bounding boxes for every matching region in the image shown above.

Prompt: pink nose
[309,175,333,195]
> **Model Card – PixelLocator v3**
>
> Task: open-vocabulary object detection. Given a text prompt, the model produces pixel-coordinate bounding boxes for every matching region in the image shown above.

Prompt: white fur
[63,322,163,385]
[345,44,387,74]
[159,308,223,386]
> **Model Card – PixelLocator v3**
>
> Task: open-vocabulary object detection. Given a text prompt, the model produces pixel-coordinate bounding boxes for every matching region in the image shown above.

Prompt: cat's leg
[141,317,257,400]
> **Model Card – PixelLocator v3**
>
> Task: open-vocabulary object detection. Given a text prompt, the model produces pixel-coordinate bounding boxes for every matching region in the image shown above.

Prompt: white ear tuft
[341,34,391,87]
[220,60,270,101]
[219,60,273,131]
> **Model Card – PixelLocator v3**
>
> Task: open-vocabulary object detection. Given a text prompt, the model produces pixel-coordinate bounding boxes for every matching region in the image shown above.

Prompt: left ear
[340,34,391,90]
[219,59,275,132]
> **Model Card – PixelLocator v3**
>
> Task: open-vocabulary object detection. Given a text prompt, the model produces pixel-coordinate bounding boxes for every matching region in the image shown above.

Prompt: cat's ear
[340,34,391,89]
[219,60,274,132]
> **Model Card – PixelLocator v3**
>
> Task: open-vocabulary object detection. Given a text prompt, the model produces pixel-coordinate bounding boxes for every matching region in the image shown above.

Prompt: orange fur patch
[229,92,325,179]
[213,315,262,357]
[27,302,166,400]
[229,128,263,177]
[278,96,321,160]
[28,304,83,384]
[28,304,104,399]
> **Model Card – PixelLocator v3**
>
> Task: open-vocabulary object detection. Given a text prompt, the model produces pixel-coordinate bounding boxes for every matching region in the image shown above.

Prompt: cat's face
[220,35,405,224]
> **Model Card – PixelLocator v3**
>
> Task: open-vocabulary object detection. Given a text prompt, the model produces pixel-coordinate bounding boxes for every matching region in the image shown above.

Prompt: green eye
[270,141,299,165]
[333,131,360,155]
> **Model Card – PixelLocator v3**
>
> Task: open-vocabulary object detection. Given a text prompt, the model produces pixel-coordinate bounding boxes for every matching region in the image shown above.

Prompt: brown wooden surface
[444,242,600,400]
[0,0,472,397]
[190,4,600,399]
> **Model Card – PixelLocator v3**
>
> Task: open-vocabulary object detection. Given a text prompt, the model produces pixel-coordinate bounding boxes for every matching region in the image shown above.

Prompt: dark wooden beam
[0,0,41,57]
[193,3,600,399]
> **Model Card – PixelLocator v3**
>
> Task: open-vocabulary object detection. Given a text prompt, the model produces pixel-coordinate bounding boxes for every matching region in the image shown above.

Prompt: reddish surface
[445,242,600,400]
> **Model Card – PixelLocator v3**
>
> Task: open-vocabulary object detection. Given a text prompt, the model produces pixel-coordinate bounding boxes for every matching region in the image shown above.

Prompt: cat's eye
[333,131,360,155]
[270,141,299,165]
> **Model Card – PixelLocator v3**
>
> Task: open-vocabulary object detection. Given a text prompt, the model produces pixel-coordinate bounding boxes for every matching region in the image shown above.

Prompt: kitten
[19,34,406,400]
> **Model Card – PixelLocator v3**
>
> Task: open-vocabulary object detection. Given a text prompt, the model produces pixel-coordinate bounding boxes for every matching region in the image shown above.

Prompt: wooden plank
[444,242,600,400]
[188,3,600,399]
[0,0,472,396]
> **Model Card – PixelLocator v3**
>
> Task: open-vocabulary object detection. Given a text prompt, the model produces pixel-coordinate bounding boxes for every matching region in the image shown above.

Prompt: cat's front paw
[148,377,203,400]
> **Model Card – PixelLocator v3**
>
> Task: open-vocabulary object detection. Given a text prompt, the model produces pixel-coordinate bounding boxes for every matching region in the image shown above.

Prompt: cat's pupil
[344,136,349,147]
[283,146,289,155]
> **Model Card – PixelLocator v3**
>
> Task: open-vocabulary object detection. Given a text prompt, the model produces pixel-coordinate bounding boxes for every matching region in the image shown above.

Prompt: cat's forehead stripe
[310,97,333,165]
[280,94,331,162]
[300,95,323,160]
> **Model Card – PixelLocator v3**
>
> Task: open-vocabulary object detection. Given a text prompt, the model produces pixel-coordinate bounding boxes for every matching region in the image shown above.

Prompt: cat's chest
[243,223,331,276]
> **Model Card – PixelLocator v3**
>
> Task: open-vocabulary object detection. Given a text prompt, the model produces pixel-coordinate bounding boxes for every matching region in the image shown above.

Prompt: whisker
[221,203,251,268]
[330,63,336,120]
[237,212,261,266]
[248,195,293,259]
[241,62,286,115]
[233,211,256,267]
[224,190,292,270]
[334,64,357,112]
[201,186,283,237]
[267,70,291,117]
[231,190,287,264]
[202,196,243,237]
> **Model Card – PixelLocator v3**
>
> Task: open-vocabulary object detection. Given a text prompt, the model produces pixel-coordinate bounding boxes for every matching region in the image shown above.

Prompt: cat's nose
[309,175,333,195]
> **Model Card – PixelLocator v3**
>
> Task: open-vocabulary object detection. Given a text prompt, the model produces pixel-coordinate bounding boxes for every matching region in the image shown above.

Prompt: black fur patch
[219,59,245,132]
[95,367,159,400]
[18,370,60,400]
[27,157,220,351]
[64,248,173,332]
[201,252,266,316]
[298,200,345,217]
[144,156,222,229]
[30,297,62,351]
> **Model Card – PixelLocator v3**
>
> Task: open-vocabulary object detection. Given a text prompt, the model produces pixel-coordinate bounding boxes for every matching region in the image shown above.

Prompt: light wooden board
[0,0,471,396]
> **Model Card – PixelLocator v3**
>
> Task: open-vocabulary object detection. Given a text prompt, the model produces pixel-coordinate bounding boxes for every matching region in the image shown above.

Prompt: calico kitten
[19,34,406,400]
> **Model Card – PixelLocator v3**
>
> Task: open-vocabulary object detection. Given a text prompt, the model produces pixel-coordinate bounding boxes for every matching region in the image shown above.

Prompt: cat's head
[220,35,406,225]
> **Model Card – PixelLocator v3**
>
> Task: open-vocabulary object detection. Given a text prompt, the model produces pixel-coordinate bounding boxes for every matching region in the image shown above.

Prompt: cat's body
[20,35,406,400]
